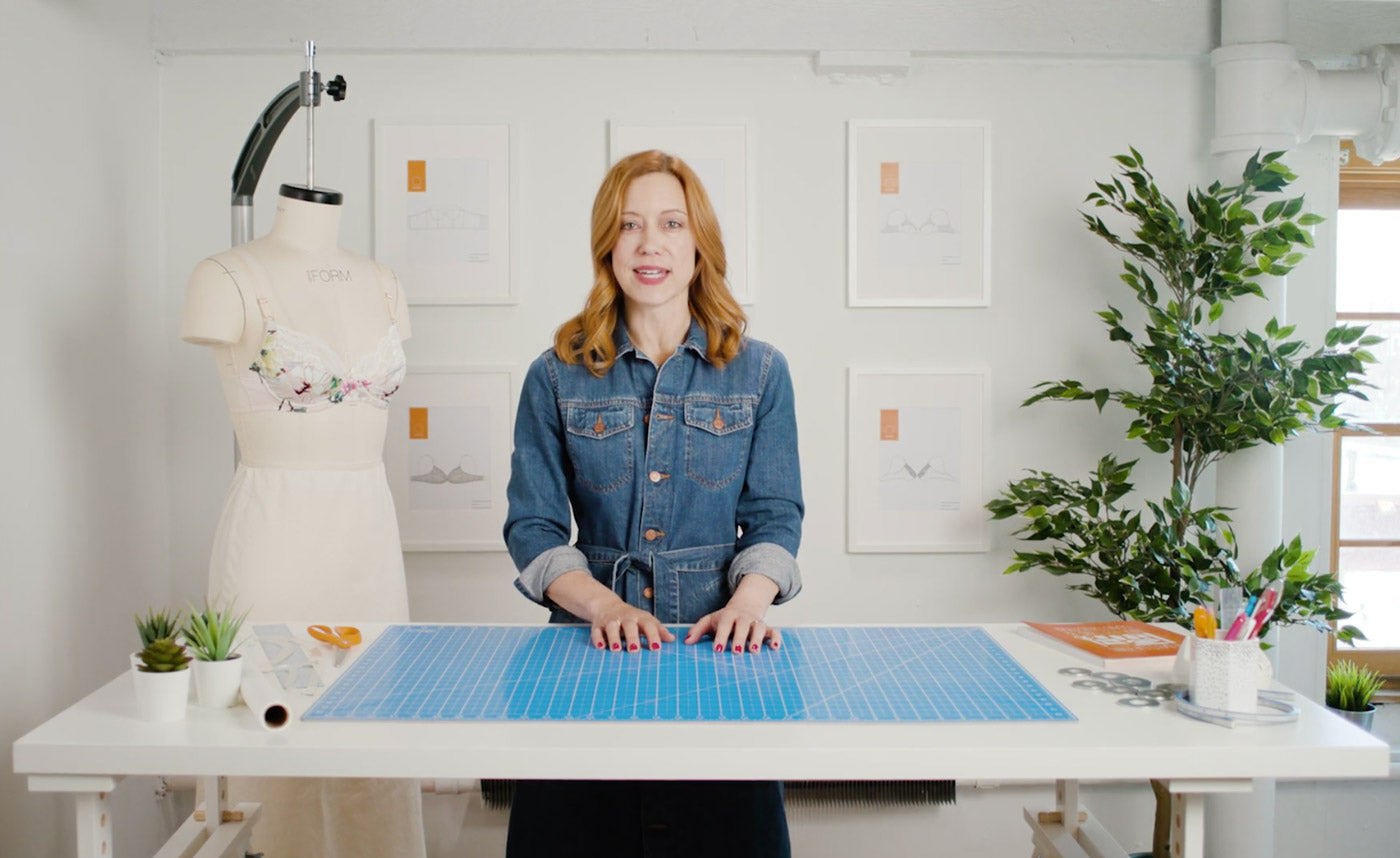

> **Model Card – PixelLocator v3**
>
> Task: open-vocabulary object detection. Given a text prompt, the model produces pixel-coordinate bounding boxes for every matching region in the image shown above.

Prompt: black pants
[505,780,791,858]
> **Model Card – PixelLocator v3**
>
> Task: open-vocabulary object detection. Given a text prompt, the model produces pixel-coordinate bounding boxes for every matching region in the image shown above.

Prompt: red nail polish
[650,641,660,650]
[628,643,638,652]
[771,641,781,649]
[595,641,605,649]
[715,644,723,652]
[750,643,759,652]
[611,642,621,651]
[733,645,743,653]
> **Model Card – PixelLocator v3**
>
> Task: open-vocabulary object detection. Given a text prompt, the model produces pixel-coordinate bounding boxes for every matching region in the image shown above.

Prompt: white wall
[2,2,170,857]
[161,48,1214,629]
[7,2,1400,857]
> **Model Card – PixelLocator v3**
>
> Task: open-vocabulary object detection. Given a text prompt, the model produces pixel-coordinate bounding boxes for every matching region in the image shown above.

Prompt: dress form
[182,192,411,468]
[181,188,425,858]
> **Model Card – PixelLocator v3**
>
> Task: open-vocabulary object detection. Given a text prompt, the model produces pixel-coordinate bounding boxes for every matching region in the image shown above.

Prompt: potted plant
[985,149,1379,858]
[184,600,250,707]
[132,607,192,721]
[987,148,1374,643]
[1325,658,1384,731]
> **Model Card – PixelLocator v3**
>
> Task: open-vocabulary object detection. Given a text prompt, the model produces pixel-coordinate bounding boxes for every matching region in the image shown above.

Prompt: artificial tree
[987,148,1375,645]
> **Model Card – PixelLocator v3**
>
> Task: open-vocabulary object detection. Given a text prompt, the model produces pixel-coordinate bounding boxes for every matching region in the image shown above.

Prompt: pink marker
[1248,581,1285,639]
[1223,608,1252,641]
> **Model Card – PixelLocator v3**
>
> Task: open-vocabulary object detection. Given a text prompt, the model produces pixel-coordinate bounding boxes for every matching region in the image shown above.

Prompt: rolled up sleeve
[733,346,804,604]
[504,356,585,605]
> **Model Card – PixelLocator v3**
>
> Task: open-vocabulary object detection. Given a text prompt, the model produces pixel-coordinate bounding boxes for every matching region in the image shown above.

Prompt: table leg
[1163,778,1253,858]
[27,776,120,858]
[1024,779,1130,858]
[28,773,261,858]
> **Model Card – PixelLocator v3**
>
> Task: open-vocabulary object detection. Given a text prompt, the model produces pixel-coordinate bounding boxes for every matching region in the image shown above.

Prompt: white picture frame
[385,367,515,551]
[373,122,515,305]
[847,368,987,553]
[608,121,756,304]
[847,120,990,307]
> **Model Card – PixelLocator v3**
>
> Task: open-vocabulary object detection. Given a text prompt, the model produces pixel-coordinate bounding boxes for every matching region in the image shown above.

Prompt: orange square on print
[407,160,427,192]
[880,162,900,194]
[409,407,429,439]
[879,409,900,441]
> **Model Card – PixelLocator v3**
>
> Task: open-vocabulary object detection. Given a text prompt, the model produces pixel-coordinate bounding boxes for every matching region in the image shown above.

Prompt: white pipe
[1211,42,1313,154]
[1212,34,1400,160]
[1220,0,1290,45]
[1315,66,1387,138]
[1208,4,1295,857]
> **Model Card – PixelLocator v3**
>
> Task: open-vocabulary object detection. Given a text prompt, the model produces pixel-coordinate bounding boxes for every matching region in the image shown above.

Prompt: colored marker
[1223,608,1251,641]
[1248,580,1285,639]
[1192,606,1217,639]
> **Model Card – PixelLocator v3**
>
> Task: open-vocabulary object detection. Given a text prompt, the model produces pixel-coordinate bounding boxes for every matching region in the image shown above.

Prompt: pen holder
[1189,637,1264,713]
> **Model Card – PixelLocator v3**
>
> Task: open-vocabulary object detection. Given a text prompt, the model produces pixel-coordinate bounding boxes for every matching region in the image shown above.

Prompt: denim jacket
[504,320,803,625]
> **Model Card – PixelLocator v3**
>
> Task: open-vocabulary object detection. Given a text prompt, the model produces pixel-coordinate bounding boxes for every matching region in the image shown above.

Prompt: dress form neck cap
[279,183,343,206]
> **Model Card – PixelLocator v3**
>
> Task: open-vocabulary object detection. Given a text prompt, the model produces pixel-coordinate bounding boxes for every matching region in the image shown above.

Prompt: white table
[14,624,1390,858]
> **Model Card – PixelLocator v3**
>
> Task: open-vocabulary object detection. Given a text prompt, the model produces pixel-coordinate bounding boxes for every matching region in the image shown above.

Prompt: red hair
[554,150,746,375]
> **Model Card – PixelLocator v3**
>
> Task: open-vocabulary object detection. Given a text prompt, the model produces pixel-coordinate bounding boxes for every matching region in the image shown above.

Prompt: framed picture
[373,122,515,305]
[847,368,987,553]
[608,121,755,304]
[847,120,990,307]
[385,367,515,551]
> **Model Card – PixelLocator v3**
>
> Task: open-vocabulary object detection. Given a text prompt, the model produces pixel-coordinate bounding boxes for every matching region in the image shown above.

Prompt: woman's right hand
[544,569,677,653]
[588,599,677,653]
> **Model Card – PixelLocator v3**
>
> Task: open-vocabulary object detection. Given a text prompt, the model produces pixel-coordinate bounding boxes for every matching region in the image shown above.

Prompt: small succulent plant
[135,607,183,648]
[137,637,192,673]
[183,600,250,662]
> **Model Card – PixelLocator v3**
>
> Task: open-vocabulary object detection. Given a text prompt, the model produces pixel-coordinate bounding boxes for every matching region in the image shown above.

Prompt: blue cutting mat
[303,625,1074,723]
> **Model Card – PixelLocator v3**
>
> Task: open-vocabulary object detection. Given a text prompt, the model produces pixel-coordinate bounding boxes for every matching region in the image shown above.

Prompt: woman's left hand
[683,574,782,654]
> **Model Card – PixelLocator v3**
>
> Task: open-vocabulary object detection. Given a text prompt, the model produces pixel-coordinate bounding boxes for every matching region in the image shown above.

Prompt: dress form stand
[180,42,425,858]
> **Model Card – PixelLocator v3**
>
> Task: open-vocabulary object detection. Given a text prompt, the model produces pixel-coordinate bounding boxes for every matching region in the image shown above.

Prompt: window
[1331,140,1400,678]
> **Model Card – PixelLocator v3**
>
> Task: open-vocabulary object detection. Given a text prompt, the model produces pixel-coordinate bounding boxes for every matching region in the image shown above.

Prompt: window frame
[1329,141,1400,679]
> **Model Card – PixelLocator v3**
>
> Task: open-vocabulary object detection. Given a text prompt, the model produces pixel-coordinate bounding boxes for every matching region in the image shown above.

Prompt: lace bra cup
[246,321,407,412]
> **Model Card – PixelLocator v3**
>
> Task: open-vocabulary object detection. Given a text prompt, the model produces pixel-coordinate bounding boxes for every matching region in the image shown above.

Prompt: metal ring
[1093,671,1149,687]
[1119,695,1161,708]
[1059,667,1094,676]
[1071,678,1110,690]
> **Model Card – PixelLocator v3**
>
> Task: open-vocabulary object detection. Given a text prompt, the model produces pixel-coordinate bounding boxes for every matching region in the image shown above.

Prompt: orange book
[1021,620,1186,668]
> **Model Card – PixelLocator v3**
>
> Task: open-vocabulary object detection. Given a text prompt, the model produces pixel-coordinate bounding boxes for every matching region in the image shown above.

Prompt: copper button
[648,470,664,483]
[593,416,605,435]
[643,587,655,599]
[644,528,663,541]
[712,408,726,430]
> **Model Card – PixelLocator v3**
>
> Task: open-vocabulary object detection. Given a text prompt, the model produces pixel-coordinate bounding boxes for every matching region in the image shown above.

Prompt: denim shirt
[504,320,803,625]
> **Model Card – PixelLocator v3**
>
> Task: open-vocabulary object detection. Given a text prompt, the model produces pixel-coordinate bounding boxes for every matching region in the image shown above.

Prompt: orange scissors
[307,624,362,666]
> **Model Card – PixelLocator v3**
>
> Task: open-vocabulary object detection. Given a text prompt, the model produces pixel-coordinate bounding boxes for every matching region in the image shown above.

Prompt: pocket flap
[565,404,634,440]
[683,400,753,436]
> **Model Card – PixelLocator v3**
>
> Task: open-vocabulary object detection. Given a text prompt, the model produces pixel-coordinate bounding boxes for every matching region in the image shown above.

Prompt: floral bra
[243,293,407,413]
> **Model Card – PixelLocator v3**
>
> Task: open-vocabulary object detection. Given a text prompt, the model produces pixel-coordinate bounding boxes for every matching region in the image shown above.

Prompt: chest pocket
[683,399,753,489]
[564,405,635,494]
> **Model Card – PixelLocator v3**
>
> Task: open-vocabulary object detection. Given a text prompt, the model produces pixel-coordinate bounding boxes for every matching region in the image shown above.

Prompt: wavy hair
[554,150,747,375]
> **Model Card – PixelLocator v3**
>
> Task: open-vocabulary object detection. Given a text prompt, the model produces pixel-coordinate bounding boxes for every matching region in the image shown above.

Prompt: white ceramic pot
[192,655,244,708]
[130,664,191,721]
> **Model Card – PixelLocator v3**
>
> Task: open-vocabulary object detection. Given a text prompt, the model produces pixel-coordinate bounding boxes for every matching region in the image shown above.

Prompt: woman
[503,150,804,857]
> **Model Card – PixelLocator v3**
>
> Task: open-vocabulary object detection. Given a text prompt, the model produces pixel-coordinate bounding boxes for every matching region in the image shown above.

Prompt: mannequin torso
[182,194,411,467]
